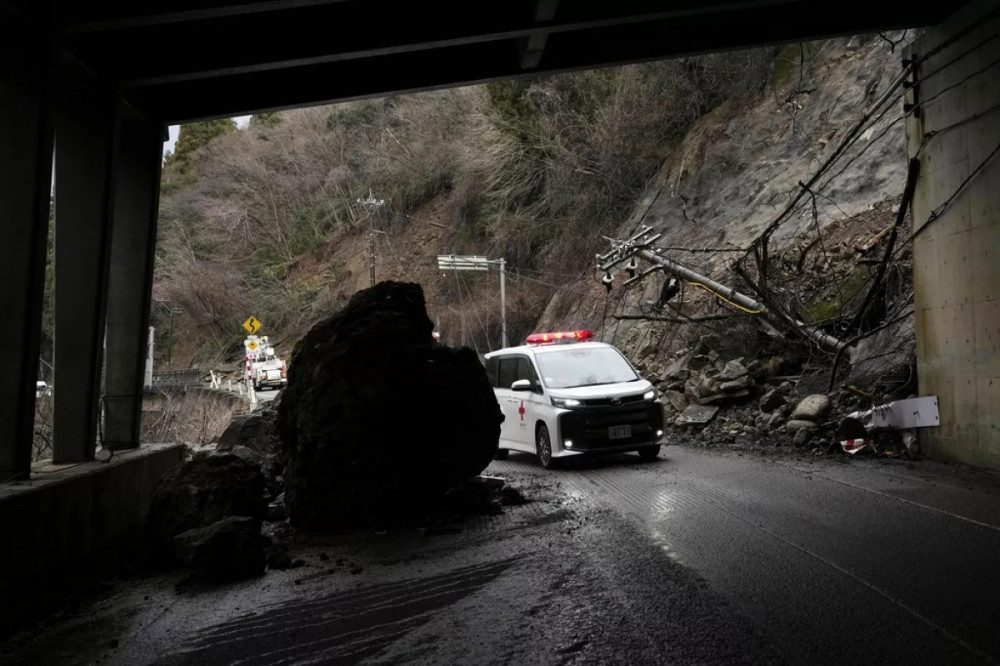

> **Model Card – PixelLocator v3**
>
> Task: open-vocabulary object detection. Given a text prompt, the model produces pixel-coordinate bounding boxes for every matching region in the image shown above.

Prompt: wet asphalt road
[4,446,1000,665]
[491,447,1000,665]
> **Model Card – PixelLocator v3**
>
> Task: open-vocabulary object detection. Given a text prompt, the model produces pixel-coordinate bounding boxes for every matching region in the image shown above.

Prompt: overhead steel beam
[520,0,559,70]
[127,0,949,124]
[72,0,810,87]
[57,0,350,33]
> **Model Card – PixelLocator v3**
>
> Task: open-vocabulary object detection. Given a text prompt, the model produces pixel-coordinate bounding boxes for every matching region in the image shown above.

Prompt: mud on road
[5,445,1000,665]
[1,452,781,666]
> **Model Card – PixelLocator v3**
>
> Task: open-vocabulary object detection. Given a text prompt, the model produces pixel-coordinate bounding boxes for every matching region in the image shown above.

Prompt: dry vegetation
[155,50,778,364]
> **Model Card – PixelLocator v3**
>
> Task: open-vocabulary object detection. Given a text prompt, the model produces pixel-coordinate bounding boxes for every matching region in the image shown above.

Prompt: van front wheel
[537,425,557,470]
[638,445,660,462]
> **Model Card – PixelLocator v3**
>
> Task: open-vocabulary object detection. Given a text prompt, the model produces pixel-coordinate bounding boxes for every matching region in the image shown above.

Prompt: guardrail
[150,369,203,387]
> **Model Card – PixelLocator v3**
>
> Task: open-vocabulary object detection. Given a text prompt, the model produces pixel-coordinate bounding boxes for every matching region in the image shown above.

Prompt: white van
[483,330,665,469]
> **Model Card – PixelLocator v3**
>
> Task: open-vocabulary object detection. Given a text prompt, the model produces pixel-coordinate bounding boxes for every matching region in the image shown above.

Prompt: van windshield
[535,347,639,389]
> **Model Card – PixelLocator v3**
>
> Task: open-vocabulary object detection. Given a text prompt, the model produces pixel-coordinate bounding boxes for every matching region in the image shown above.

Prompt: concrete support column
[103,112,164,449]
[0,36,55,481]
[905,0,1000,470]
[53,56,120,463]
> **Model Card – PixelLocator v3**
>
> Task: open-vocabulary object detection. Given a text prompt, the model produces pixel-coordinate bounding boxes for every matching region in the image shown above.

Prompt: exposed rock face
[276,281,503,531]
[146,454,267,561]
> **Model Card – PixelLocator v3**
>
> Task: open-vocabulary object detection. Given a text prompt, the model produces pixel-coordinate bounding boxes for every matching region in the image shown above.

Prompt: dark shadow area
[151,556,524,666]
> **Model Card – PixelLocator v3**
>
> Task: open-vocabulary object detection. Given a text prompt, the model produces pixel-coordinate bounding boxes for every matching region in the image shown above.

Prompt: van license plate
[609,425,631,440]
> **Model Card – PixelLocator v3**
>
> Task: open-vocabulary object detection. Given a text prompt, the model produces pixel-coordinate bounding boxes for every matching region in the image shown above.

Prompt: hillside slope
[153,30,915,397]
[537,34,912,341]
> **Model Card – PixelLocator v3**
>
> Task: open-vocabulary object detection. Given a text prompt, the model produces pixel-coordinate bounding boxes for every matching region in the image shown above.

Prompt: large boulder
[276,281,503,531]
[146,454,267,561]
[173,516,266,581]
[218,399,286,501]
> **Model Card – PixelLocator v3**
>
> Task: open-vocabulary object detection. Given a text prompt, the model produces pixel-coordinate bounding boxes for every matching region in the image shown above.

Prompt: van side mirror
[510,379,533,391]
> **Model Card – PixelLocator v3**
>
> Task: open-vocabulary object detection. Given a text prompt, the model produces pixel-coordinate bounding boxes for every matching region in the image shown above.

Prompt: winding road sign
[243,316,261,334]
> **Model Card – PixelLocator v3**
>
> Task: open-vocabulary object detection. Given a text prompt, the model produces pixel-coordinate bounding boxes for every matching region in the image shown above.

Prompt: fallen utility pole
[599,226,850,352]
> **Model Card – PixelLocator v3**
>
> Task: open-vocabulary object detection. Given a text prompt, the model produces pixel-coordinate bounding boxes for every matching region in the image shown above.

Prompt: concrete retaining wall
[906,0,1000,470]
[0,444,184,640]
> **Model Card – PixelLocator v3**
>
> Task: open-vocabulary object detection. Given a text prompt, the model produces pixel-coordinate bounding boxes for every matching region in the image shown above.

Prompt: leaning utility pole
[599,226,849,352]
[437,254,508,348]
[356,190,386,287]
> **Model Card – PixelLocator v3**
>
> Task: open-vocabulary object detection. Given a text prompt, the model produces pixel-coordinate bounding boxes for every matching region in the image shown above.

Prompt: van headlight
[551,397,582,409]
[643,390,658,401]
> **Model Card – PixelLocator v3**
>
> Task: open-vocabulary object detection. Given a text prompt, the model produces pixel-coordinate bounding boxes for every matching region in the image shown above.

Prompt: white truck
[244,335,288,391]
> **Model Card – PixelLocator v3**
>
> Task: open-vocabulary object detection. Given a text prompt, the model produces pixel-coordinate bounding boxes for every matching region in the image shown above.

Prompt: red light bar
[525,330,594,344]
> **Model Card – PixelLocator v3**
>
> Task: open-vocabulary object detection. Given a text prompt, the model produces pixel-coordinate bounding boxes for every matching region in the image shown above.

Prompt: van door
[495,355,527,451]
[512,356,545,448]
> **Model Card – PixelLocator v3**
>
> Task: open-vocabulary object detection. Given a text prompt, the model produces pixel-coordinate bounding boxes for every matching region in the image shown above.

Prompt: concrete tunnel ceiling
[7,0,967,124]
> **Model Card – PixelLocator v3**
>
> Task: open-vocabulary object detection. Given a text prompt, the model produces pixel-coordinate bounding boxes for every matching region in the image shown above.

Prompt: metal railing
[150,368,203,387]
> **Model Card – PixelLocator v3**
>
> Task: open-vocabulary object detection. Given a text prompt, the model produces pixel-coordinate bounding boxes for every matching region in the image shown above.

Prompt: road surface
[492,447,1000,664]
[3,446,1000,665]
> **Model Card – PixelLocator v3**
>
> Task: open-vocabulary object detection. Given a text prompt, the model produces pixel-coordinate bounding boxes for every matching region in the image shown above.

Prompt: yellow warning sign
[246,340,259,351]
[242,316,261,334]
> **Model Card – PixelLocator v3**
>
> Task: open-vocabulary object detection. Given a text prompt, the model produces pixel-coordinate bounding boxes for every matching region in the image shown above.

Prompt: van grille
[559,402,664,451]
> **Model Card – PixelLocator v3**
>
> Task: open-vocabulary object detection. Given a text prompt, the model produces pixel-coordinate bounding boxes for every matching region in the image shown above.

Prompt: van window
[535,347,639,389]
[485,356,499,387]
[515,357,538,385]
[497,356,517,390]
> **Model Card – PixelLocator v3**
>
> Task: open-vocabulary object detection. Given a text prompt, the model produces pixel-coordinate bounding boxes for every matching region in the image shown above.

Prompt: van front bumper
[557,402,664,453]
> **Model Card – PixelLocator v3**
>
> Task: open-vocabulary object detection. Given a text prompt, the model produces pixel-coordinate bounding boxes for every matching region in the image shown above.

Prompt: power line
[457,269,492,353]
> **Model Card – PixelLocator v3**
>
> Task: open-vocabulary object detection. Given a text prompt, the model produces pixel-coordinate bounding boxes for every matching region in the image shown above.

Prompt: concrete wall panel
[908,0,1000,469]
[0,444,183,640]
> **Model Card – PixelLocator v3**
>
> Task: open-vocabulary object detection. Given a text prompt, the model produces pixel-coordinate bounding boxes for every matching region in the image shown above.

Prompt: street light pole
[499,258,507,348]
[437,254,508,349]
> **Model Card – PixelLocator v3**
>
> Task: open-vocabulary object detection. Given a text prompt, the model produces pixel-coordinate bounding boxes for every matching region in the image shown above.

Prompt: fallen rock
[786,419,817,434]
[217,414,262,453]
[688,354,714,371]
[695,376,718,398]
[665,390,689,412]
[767,412,785,430]
[146,454,267,561]
[676,404,720,426]
[698,389,752,406]
[793,428,813,447]
[173,516,265,581]
[759,388,786,413]
[219,396,284,455]
[500,485,528,506]
[791,394,832,421]
[667,367,691,382]
[718,359,748,381]
[276,281,503,530]
[229,445,283,503]
[720,376,752,392]
[266,547,295,571]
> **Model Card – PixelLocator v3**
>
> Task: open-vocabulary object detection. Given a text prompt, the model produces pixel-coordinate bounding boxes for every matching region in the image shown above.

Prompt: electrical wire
[508,270,605,300]
[748,30,999,252]
[457,269,492,353]
[921,140,1000,232]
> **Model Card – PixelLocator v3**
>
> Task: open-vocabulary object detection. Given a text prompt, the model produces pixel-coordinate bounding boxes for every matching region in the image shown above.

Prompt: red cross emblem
[518,401,526,421]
